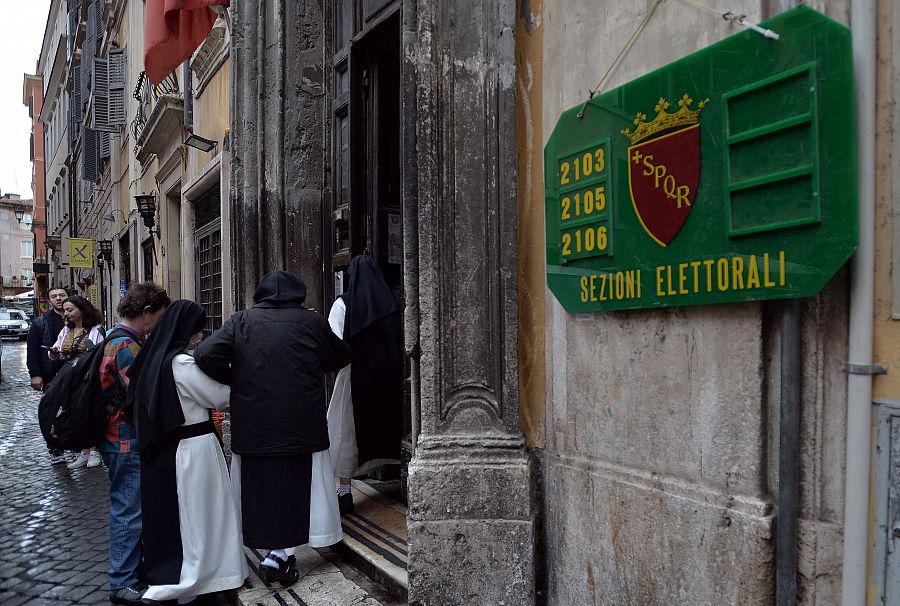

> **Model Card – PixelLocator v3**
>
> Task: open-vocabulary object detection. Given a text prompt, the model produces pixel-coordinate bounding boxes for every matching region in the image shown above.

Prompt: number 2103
[560,148,606,186]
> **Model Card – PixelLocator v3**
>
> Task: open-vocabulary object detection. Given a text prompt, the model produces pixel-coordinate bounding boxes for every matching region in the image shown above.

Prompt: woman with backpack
[48,295,105,470]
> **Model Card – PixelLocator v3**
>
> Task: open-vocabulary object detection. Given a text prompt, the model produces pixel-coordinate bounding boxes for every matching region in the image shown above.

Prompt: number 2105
[561,187,606,221]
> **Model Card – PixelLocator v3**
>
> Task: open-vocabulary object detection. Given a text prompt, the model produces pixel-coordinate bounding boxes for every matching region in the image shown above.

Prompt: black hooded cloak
[194,270,352,455]
[194,271,352,548]
[342,256,404,467]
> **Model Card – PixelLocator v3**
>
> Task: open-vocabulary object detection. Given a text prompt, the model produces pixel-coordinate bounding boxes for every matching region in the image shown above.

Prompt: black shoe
[338,492,354,516]
[110,585,145,604]
[198,589,239,606]
[258,553,299,586]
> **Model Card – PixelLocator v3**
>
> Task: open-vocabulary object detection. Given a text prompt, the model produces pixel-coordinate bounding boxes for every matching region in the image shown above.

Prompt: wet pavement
[0,340,405,606]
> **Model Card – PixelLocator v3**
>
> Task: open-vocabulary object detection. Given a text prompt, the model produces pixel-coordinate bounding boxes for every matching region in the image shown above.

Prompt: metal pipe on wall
[841,0,877,603]
[773,3,801,602]
[776,298,802,606]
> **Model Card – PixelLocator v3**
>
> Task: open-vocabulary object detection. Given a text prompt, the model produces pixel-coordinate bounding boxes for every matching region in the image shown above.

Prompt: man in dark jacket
[26,286,68,464]
[194,270,351,585]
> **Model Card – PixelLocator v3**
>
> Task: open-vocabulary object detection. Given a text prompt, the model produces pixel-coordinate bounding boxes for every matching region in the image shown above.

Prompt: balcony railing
[131,70,184,164]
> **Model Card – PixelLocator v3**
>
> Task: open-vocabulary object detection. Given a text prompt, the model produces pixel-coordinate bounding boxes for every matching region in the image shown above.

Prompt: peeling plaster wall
[519,1,853,603]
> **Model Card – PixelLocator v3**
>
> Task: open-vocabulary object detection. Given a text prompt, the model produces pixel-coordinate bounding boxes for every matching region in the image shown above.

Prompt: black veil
[342,255,397,341]
[126,300,206,450]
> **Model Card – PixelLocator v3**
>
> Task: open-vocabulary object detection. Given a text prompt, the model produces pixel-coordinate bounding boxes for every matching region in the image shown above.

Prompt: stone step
[238,542,393,605]
[332,480,409,600]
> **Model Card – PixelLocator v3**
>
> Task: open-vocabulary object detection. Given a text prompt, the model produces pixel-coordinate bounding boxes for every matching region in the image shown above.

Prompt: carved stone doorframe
[402,1,536,603]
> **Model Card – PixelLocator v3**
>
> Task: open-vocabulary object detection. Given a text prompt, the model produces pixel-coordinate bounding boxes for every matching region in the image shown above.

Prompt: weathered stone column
[405,1,535,604]
[229,0,326,311]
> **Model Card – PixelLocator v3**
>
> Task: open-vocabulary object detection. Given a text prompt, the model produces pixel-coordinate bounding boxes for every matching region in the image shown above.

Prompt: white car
[0,309,31,340]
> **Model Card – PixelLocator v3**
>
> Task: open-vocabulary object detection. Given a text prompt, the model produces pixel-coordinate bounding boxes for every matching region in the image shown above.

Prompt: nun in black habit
[327,255,404,512]
[193,271,351,585]
[127,300,246,605]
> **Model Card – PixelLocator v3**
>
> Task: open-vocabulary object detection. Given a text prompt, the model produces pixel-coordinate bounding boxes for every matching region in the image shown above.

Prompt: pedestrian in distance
[26,286,69,465]
[326,255,404,515]
[127,300,245,606]
[98,283,171,605]
[194,270,351,585]
[49,295,105,470]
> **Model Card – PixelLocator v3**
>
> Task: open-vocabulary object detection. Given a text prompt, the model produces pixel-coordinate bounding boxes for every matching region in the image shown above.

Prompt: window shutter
[67,8,77,58]
[68,73,81,151]
[108,49,126,127]
[100,131,110,160]
[79,178,93,204]
[82,127,99,183]
[72,64,82,122]
[92,56,112,131]
[93,0,104,57]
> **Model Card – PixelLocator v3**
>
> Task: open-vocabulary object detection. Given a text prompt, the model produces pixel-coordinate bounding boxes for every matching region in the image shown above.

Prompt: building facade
[229,1,897,605]
[0,194,37,297]
[23,73,48,310]
[27,0,898,603]
[35,0,231,328]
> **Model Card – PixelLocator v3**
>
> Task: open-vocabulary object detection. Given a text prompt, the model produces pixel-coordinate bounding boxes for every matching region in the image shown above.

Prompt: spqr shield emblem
[622,95,708,247]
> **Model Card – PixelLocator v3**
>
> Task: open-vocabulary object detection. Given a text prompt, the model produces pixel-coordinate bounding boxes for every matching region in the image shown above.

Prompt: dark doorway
[328,4,408,491]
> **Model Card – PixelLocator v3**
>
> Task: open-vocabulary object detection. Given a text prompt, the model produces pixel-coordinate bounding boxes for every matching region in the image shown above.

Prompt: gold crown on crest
[621,94,709,145]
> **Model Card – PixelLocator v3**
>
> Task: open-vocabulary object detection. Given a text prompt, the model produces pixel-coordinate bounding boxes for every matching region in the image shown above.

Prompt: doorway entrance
[325,2,409,595]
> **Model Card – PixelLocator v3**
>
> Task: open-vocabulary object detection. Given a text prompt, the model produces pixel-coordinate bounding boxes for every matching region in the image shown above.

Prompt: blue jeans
[102,451,142,590]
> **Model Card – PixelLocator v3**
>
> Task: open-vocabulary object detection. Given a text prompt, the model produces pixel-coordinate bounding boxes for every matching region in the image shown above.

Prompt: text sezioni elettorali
[579,251,787,303]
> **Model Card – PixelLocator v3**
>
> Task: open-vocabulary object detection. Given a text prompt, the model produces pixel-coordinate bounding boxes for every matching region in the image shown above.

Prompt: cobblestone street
[0,340,404,606]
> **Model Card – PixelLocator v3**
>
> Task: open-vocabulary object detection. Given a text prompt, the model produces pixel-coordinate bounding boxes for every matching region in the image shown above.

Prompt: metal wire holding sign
[577,0,781,119]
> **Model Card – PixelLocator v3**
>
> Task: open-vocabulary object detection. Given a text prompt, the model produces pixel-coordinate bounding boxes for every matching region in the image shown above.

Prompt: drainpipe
[841,1,877,604]
[183,61,193,130]
[775,4,802,603]
[776,298,801,606]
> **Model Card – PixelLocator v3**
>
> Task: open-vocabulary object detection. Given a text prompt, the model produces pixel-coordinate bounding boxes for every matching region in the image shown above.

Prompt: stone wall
[522,1,852,603]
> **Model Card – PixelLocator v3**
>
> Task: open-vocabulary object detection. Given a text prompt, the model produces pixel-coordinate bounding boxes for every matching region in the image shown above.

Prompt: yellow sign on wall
[89,284,99,309]
[68,238,93,269]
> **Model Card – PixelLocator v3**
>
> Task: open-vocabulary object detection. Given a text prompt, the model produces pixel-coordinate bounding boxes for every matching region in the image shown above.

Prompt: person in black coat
[26,286,69,464]
[193,270,351,586]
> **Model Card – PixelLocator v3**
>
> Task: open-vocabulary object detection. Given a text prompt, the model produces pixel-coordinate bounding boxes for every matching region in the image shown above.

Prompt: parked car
[0,309,32,340]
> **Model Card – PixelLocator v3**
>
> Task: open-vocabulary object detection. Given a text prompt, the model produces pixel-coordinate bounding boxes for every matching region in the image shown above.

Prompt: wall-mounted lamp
[101,208,127,224]
[184,133,218,153]
[134,193,161,238]
[14,209,24,224]
[98,239,114,268]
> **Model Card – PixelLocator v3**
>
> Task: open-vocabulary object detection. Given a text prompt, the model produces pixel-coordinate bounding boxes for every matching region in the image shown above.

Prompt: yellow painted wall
[873,0,898,401]
[189,58,231,172]
[516,0,546,449]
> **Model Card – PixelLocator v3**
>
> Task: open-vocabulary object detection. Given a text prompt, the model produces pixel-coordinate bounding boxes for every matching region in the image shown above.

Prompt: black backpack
[38,328,131,451]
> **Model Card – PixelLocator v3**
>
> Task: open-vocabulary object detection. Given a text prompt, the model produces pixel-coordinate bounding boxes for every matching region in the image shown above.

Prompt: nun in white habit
[128,300,246,606]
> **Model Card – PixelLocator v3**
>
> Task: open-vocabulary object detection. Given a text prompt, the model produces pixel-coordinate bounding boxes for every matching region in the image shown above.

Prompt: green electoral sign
[544,6,857,313]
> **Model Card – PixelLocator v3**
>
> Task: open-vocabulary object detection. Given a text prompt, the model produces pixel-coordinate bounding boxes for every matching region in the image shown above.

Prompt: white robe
[326,298,359,478]
[142,354,248,602]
